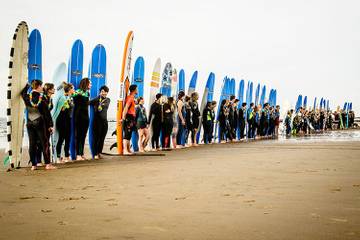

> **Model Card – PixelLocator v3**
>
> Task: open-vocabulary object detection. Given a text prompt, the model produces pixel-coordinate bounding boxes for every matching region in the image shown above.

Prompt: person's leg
[27,124,37,168]
[99,120,108,155]
[56,117,65,159]
[64,120,71,159]
[36,125,55,169]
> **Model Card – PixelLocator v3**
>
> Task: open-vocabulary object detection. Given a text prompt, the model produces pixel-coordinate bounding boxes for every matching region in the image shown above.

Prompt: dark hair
[100,85,109,92]
[250,103,254,107]
[168,97,174,105]
[63,83,74,93]
[155,93,162,100]
[234,99,239,103]
[137,97,143,103]
[211,100,217,105]
[221,99,227,106]
[129,84,137,92]
[43,83,54,94]
[185,96,191,102]
[242,102,247,107]
[191,92,198,99]
[79,78,90,91]
[230,95,236,101]
[178,90,185,100]
[31,79,42,89]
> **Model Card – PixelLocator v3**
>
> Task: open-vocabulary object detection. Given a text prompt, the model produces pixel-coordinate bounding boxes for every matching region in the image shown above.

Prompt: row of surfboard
[295,94,353,113]
[5,21,277,168]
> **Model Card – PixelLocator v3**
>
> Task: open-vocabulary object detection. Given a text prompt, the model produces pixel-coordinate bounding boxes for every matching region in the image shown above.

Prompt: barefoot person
[90,85,110,159]
[122,84,138,155]
[73,78,91,160]
[148,93,163,151]
[21,80,56,170]
[53,83,74,163]
[135,97,149,152]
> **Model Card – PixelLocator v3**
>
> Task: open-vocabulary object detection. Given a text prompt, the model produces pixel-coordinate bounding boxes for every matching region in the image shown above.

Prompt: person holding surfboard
[73,78,91,160]
[189,92,201,146]
[202,101,216,144]
[176,91,186,148]
[135,97,149,152]
[53,82,74,163]
[238,103,247,140]
[162,97,176,149]
[21,80,56,170]
[122,84,138,155]
[89,85,110,159]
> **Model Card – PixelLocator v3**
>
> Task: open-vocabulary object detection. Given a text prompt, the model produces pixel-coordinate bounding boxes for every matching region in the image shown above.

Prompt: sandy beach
[0,138,360,240]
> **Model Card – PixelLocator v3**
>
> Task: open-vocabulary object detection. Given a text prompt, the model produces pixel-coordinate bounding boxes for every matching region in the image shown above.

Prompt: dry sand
[0,139,359,240]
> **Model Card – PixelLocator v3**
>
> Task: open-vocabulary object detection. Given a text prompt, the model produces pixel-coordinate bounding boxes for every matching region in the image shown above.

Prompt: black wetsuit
[190,101,200,144]
[148,101,162,149]
[238,108,246,139]
[162,103,174,148]
[56,96,73,158]
[21,84,53,166]
[202,106,215,144]
[73,90,89,156]
[90,96,110,156]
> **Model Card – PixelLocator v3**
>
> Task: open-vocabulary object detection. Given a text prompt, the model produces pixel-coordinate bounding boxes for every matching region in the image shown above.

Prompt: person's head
[250,103,254,108]
[31,79,43,92]
[178,90,185,100]
[242,102,247,108]
[99,85,109,98]
[230,95,236,102]
[276,105,280,111]
[43,83,55,97]
[191,92,199,101]
[79,78,91,91]
[129,84,138,95]
[168,97,174,105]
[185,95,191,103]
[211,101,217,109]
[221,99,227,107]
[63,82,74,95]
[155,93,162,102]
[137,97,144,105]
[206,101,212,109]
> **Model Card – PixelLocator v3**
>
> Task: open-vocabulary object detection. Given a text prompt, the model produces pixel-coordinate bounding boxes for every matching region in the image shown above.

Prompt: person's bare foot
[123,151,133,155]
[31,166,37,171]
[76,156,83,161]
[94,155,99,160]
[45,164,57,170]
[37,163,43,167]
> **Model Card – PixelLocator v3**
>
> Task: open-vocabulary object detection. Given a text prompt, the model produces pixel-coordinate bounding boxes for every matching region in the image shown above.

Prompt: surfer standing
[122,84,138,155]
[148,93,163,151]
[90,85,110,159]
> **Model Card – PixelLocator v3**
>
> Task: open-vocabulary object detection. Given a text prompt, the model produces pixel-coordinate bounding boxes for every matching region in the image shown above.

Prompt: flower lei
[98,97,106,111]
[29,91,43,108]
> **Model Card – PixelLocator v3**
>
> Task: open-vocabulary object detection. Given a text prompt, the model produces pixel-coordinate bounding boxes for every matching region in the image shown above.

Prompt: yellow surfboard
[116,31,134,154]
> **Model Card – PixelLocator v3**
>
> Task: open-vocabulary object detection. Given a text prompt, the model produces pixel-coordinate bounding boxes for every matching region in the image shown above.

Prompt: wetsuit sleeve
[148,103,154,124]
[21,84,31,107]
[89,96,98,106]
[39,101,54,128]
[102,98,110,111]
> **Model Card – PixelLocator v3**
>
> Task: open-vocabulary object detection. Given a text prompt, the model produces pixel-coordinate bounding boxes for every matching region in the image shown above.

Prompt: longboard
[68,39,84,160]
[5,21,29,170]
[215,77,229,142]
[131,56,145,152]
[178,69,185,95]
[51,62,67,161]
[149,58,161,107]
[89,44,107,158]
[254,83,260,106]
[160,62,173,97]
[237,79,245,139]
[260,85,266,107]
[28,29,42,83]
[196,72,215,143]
[187,70,198,96]
[116,31,134,155]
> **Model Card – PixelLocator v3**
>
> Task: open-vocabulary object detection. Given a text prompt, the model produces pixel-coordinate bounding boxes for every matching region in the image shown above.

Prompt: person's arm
[21,84,31,107]
[122,100,130,120]
[52,95,65,120]
[177,101,185,124]
[89,96,99,106]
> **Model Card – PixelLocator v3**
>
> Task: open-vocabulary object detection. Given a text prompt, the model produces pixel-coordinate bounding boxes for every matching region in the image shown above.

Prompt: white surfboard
[5,21,29,169]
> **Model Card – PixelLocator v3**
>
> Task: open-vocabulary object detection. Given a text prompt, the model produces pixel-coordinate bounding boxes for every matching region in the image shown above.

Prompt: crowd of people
[284,107,356,136]
[22,77,356,171]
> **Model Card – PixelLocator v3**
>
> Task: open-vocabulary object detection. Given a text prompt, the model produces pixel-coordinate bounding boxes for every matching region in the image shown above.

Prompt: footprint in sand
[310,213,320,218]
[223,194,231,197]
[65,206,76,210]
[330,218,348,223]
[108,203,118,207]
[105,198,116,202]
[41,209,52,213]
[58,221,68,225]
[82,185,95,190]
[353,184,360,188]
[330,187,342,193]
[59,196,87,201]
[19,196,35,200]
[174,197,187,200]
[244,200,256,203]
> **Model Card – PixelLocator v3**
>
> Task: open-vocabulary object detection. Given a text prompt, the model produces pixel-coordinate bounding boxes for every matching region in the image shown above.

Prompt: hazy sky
[1,0,359,118]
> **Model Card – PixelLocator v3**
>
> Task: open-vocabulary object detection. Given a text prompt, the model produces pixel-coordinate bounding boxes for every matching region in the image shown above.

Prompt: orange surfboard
[116,31,134,154]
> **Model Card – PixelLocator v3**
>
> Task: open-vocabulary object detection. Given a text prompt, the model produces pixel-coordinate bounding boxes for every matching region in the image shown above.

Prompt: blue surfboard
[188,71,198,96]
[313,97,317,110]
[273,90,277,106]
[88,44,106,158]
[131,56,145,152]
[249,82,253,105]
[254,84,260,106]
[196,72,215,143]
[230,78,235,96]
[216,77,229,142]
[303,96,308,109]
[237,79,245,139]
[260,85,266,107]
[295,95,302,112]
[68,39,84,160]
[160,63,172,97]
[178,69,185,95]
[28,29,42,83]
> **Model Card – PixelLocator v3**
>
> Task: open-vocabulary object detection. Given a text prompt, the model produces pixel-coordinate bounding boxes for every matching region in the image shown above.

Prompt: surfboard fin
[110,142,117,151]
[112,130,117,136]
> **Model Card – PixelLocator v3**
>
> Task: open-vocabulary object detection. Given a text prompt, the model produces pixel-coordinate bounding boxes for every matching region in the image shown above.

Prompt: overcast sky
[1,0,359,118]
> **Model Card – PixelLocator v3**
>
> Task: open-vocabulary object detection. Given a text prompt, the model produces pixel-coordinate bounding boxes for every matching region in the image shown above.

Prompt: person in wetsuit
[136,97,149,152]
[53,82,74,163]
[162,97,175,149]
[122,84,138,155]
[238,103,247,140]
[176,91,186,148]
[90,85,110,159]
[21,80,56,170]
[189,92,201,146]
[73,78,91,160]
[202,101,216,144]
[148,93,163,150]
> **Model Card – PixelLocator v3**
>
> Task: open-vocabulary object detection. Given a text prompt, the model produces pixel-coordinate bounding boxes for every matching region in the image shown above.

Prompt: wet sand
[0,139,360,240]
